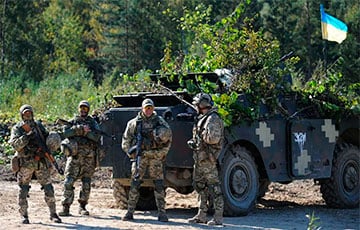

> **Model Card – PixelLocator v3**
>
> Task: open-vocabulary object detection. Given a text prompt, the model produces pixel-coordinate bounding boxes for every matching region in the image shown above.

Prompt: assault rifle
[55,118,110,137]
[128,120,143,181]
[22,123,64,175]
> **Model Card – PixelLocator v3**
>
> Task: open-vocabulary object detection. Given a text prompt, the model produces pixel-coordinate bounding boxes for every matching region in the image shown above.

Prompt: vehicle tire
[112,179,128,209]
[220,145,259,216]
[112,179,157,210]
[320,143,359,208]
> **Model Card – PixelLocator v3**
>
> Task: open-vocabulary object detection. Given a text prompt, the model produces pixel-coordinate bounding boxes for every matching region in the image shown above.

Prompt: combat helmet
[155,127,172,144]
[61,138,78,157]
[192,93,214,108]
[19,104,33,115]
[78,100,90,109]
[46,131,62,152]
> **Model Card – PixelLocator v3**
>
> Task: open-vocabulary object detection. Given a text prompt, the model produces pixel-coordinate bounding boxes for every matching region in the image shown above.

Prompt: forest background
[0,0,359,156]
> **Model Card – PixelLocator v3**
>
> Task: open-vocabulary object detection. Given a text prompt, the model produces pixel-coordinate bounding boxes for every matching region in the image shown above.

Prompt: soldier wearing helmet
[121,98,172,222]
[58,100,101,217]
[187,93,225,226]
[9,104,62,224]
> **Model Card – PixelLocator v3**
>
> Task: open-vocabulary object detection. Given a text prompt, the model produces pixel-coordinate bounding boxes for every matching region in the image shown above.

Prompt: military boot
[79,203,90,215]
[122,211,134,221]
[21,215,29,224]
[50,213,62,223]
[58,204,70,216]
[158,212,168,222]
[188,210,207,224]
[207,212,223,226]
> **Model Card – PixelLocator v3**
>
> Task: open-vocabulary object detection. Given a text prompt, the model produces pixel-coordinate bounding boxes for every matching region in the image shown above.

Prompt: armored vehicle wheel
[220,145,259,216]
[112,179,157,210]
[320,143,359,208]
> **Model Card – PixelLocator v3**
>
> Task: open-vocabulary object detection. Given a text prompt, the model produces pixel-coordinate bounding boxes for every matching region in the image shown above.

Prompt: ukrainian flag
[320,4,348,44]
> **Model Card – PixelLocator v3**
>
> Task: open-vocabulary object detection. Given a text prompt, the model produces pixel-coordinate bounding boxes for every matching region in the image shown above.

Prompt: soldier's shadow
[134,208,220,229]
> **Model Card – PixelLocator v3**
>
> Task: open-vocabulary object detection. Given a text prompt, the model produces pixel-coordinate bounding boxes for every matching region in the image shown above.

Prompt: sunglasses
[79,106,89,112]
[22,111,32,115]
[144,106,154,110]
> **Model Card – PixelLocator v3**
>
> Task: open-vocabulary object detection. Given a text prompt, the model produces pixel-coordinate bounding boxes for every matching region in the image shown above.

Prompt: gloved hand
[72,125,85,136]
[153,130,161,143]
[187,139,199,150]
[24,128,36,141]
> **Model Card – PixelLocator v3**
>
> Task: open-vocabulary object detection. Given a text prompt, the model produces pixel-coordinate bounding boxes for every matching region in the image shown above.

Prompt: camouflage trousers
[17,160,57,217]
[61,147,96,206]
[193,159,224,216]
[127,154,166,214]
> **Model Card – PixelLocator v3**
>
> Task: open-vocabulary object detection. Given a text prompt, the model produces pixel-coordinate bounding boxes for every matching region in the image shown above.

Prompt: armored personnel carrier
[99,72,359,216]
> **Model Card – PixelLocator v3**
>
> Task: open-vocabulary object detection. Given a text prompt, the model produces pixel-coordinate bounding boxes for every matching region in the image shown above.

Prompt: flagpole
[323,40,327,78]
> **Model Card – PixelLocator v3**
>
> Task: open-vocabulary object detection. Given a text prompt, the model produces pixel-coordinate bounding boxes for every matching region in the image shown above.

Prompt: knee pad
[82,177,91,184]
[42,184,54,197]
[42,183,54,191]
[19,184,30,191]
[153,180,164,193]
[130,179,141,190]
[82,177,91,191]
[19,184,30,199]
[193,181,206,193]
[208,183,222,196]
[64,176,75,190]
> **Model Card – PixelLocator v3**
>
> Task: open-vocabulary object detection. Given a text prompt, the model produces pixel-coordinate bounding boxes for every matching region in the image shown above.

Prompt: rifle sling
[34,123,47,145]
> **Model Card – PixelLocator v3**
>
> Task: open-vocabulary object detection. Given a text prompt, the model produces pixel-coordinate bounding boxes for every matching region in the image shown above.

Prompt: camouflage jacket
[193,108,224,162]
[9,120,48,158]
[62,115,101,146]
[122,111,172,156]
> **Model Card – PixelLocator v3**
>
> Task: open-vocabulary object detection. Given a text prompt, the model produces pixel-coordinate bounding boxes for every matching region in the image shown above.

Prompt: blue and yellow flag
[320,4,348,44]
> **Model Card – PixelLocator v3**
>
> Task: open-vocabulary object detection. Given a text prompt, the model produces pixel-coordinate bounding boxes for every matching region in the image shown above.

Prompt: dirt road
[0,168,358,230]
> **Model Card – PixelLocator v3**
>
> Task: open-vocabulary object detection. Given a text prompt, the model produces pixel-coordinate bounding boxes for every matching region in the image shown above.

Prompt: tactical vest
[193,110,224,160]
[69,116,98,146]
[136,115,165,150]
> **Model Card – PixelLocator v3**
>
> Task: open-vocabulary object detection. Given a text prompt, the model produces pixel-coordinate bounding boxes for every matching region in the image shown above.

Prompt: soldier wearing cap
[187,93,225,226]
[9,104,62,224]
[122,98,172,222]
[58,100,101,216]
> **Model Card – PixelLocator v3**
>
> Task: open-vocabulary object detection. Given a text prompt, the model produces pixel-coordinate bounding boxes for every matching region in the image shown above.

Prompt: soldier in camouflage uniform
[9,104,62,224]
[58,100,101,216]
[187,93,225,226]
[122,98,172,222]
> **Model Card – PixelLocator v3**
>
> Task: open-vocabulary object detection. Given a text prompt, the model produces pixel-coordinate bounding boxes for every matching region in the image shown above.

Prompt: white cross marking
[255,122,274,147]
[321,119,338,143]
[294,149,311,175]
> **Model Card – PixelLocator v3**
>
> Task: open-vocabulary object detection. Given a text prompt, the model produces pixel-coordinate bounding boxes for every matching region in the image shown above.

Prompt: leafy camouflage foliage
[159,3,359,126]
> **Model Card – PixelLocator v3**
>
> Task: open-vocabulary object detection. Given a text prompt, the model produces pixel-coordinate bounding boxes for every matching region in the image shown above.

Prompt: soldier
[122,98,172,222]
[187,93,225,226]
[9,104,62,224]
[58,100,101,216]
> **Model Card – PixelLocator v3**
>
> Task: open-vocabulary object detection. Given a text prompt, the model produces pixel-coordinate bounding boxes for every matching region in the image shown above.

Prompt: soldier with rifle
[121,98,172,222]
[187,93,225,226]
[9,104,62,224]
[58,100,101,216]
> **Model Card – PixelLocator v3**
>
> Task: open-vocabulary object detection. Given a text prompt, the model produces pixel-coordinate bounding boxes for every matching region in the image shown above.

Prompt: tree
[161,2,299,125]
[0,0,49,81]
[42,0,87,74]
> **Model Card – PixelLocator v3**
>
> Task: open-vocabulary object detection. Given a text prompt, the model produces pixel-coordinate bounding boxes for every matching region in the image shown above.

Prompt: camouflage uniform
[188,93,224,225]
[9,104,61,224]
[59,101,101,216]
[122,99,172,222]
